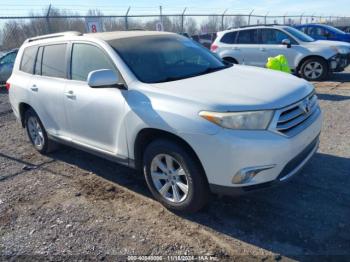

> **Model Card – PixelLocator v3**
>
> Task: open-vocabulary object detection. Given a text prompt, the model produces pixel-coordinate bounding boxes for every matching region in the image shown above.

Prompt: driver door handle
[260,47,267,52]
[65,90,76,99]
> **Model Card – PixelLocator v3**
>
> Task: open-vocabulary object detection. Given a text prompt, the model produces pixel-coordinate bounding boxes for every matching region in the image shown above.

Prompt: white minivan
[8,31,322,213]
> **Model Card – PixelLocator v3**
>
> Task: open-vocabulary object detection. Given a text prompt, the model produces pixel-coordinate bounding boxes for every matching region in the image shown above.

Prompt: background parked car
[192,33,217,49]
[0,49,18,85]
[211,25,350,81]
[295,24,350,43]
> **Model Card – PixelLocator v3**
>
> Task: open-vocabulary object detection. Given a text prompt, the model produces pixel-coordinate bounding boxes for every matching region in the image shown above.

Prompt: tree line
[0,7,247,51]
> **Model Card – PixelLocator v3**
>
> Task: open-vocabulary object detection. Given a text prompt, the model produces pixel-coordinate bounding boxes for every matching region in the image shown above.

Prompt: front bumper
[181,104,322,196]
[209,134,319,196]
[329,54,350,72]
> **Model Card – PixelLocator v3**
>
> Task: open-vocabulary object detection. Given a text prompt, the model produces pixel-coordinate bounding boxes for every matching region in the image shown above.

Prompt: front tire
[299,58,328,81]
[143,139,209,213]
[24,109,58,154]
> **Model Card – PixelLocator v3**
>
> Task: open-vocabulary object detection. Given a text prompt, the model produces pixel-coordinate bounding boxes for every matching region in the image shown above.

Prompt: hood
[306,40,350,48]
[148,65,313,112]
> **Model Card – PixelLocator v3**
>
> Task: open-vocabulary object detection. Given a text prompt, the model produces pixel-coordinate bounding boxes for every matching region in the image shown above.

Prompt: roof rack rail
[226,24,280,30]
[25,31,82,43]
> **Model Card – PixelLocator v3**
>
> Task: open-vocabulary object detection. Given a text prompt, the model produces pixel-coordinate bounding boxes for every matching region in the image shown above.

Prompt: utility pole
[125,7,131,30]
[264,11,269,24]
[221,9,228,30]
[160,6,163,26]
[300,12,304,24]
[46,4,52,34]
[248,9,254,25]
[181,8,187,33]
[283,13,287,25]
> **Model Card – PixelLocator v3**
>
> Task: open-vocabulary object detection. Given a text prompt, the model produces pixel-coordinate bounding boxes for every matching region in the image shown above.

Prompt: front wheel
[299,58,328,81]
[143,139,209,213]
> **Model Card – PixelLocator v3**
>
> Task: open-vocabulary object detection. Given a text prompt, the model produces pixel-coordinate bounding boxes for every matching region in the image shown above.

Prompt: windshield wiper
[153,65,230,83]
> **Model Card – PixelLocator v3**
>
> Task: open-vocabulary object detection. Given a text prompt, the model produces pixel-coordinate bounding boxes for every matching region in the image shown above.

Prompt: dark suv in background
[0,49,18,85]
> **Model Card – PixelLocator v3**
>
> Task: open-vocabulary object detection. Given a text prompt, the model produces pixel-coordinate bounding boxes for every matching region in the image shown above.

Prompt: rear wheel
[143,139,209,213]
[223,57,238,64]
[299,58,328,81]
[24,109,58,154]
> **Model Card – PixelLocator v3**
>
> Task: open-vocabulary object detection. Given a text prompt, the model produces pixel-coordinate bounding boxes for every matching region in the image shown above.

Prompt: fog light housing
[331,60,338,69]
[232,165,276,184]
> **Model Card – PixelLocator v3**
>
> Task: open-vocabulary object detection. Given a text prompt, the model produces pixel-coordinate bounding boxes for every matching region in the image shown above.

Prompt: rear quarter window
[20,46,38,74]
[220,32,237,44]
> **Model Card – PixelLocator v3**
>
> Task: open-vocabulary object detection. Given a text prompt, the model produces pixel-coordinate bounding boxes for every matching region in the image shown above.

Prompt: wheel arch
[296,55,329,73]
[18,102,34,128]
[222,56,239,64]
[133,128,207,181]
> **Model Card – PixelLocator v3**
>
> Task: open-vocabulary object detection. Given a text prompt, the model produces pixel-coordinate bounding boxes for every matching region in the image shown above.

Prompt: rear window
[41,44,67,78]
[236,29,258,44]
[20,46,38,74]
[220,32,237,44]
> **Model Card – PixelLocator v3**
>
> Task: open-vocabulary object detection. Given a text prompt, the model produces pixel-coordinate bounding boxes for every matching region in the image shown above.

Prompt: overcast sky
[0,0,349,16]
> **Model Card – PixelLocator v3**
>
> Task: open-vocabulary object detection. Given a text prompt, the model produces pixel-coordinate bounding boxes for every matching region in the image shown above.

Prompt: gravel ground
[0,71,349,261]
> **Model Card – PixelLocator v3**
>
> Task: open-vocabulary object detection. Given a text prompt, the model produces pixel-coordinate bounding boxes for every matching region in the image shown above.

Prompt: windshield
[284,27,315,42]
[323,25,346,35]
[108,35,228,83]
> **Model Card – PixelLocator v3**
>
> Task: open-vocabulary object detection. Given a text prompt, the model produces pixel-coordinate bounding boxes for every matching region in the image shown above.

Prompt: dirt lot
[0,71,350,261]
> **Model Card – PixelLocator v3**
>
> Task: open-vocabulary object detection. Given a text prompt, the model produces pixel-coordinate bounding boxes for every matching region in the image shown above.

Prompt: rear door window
[41,44,67,78]
[20,46,38,74]
[70,43,117,82]
[236,29,258,44]
[220,32,238,44]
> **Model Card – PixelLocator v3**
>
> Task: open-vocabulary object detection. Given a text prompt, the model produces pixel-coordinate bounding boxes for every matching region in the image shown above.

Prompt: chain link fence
[1,6,350,51]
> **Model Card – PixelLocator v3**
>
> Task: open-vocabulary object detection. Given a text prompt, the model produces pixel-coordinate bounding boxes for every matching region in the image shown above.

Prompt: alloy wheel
[27,116,44,149]
[303,61,323,80]
[150,154,189,203]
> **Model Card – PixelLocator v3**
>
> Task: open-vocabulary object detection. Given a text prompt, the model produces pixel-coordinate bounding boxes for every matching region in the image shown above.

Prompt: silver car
[212,25,350,81]
[8,31,322,213]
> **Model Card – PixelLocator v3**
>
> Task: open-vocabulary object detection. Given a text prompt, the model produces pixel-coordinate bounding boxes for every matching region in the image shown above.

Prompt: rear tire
[24,109,58,154]
[223,57,238,64]
[143,139,209,213]
[299,57,328,81]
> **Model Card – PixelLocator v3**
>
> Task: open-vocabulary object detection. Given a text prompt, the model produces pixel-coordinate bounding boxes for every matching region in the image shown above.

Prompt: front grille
[274,93,319,136]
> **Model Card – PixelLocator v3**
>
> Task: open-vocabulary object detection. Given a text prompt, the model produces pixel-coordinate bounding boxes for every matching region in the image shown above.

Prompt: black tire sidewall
[300,58,328,81]
[25,109,49,153]
[143,139,208,213]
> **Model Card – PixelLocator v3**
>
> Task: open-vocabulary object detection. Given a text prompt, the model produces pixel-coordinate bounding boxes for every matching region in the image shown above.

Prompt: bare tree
[200,16,220,34]
[185,17,198,35]
[224,16,246,29]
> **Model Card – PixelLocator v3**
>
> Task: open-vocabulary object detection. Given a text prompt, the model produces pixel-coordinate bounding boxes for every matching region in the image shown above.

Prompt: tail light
[5,82,10,91]
[210,44,218,52]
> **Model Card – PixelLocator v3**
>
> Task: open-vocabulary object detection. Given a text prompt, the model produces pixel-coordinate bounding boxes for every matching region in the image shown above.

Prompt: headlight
[331,46,350,55]
[199,110,274,130]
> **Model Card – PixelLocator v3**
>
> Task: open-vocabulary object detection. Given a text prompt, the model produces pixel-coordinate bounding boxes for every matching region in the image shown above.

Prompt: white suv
[8,31,322,213]
[212,25,350,81]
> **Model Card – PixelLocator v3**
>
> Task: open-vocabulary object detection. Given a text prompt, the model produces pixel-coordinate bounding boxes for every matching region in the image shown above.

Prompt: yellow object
[266,55,291,74]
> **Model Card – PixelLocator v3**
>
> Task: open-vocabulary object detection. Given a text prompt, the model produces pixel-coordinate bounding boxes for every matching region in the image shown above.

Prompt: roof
[84,30,174,41]
[222,24,286,33]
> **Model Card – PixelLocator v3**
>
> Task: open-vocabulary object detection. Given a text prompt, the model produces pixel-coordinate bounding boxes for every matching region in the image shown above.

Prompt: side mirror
[87,69,121,88]
[281,39,291,48]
